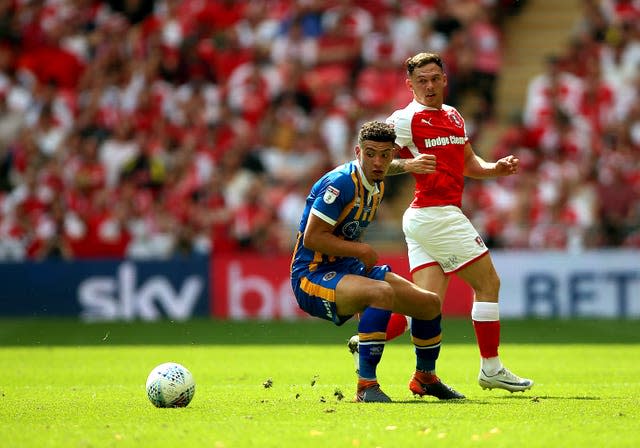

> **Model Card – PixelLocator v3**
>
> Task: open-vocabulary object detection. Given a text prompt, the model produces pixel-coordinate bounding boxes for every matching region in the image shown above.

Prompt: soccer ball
[146,362,196,408]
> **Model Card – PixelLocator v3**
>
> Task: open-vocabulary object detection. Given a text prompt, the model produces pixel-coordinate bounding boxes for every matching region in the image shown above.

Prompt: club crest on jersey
[342,221,361,239]
[448,112,463,128]
[323,186,340,204]
[323,271,337,281]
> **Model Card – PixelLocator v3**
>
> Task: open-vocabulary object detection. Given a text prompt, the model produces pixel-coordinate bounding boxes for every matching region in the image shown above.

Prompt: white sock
[481,356,502,376]
[472,302,502,375]
[471,301,499,321]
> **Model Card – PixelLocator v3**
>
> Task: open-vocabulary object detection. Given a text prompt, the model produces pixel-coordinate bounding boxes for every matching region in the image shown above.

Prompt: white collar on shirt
[411,99,442,111]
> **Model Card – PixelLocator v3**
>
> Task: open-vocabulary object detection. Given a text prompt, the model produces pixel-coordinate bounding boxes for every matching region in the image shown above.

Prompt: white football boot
[478,367,534,392]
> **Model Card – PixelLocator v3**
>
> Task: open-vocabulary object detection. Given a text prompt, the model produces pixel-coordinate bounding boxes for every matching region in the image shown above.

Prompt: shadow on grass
[389,399,479,405]
[1,318,639,346]
[495,395,601,401]
[371,395,601,405]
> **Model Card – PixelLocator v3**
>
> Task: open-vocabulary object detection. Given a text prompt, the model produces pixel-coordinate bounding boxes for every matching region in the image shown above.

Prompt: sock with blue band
[411,314,442,373]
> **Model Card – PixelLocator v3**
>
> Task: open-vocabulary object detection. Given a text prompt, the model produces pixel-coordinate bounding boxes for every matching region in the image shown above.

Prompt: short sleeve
[310,173,354,226]
[387,109,413,149]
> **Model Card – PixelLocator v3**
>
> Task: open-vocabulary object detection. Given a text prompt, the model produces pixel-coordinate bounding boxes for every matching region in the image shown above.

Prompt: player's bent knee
[465,267,500,298]
[423,291,441,318]
[368,282,394,309]
[401,290,440,320]
[474,276,500,299]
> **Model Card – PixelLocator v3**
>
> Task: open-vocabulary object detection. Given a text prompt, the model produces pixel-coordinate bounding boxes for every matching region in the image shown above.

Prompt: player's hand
[358,244,378,272]
[494,155,520,176]
[405,153,436,174]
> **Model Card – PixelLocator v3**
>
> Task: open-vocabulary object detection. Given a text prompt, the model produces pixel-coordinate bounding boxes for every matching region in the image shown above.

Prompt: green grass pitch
[1,318,639,447]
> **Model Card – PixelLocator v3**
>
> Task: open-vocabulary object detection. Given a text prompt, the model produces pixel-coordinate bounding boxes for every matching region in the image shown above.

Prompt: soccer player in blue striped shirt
[290,121,445,402]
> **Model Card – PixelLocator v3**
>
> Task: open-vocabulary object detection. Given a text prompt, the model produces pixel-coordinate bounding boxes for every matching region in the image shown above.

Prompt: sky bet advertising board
[0,250,638,320]
[0,257,209,321]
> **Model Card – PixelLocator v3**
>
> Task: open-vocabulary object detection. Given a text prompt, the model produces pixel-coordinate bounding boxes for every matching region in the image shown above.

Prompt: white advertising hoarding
[493,250,640,318]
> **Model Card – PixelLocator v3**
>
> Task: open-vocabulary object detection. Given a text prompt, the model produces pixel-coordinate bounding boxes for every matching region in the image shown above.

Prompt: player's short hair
[405,52,444,75]
[358,121,396,147]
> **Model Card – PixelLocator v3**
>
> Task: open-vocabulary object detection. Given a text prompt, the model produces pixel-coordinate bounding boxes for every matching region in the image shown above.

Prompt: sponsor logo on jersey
[424,135,465,148]
[323,186,340,204]
[342,221,361,239]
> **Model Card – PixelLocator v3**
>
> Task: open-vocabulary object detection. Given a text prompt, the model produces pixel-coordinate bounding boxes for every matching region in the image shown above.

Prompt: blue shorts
[291,258,391,326]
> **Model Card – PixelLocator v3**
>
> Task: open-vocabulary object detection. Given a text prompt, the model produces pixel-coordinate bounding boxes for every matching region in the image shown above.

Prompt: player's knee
[474,274,500,298]
[368,282,394,309]
[423,290,441,317]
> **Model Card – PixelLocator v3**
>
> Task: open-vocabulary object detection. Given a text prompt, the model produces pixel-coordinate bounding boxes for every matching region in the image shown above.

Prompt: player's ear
[355,145,361,159]
[443,73,448,87]
[405,78,413,92]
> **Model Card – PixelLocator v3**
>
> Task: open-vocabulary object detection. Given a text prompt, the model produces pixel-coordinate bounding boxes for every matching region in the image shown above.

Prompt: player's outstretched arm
[463,143,520,179]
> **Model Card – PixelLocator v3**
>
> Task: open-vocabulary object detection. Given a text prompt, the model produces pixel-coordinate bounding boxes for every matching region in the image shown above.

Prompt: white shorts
[402,205,489,274]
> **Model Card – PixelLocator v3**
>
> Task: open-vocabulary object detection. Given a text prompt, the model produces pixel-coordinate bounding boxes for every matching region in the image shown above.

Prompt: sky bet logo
[78,262,203,321]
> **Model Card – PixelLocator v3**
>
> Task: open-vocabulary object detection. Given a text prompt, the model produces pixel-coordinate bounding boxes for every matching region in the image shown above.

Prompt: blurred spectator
[99,120,140,188]
[599,20,640,89]
[523,54,585,131]
[468,8,503,120]
[441,28,475,109]
[0,89,25,158]
[270,17,318,67]
[431,0,463,39]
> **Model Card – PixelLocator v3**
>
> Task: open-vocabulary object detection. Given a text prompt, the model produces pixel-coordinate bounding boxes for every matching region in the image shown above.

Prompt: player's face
[356,140,395,183]
[406,63,447,109]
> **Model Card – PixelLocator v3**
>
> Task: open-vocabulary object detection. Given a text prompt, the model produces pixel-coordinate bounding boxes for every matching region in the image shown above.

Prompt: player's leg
[457,254,534,392]
[345,268,438,377]
[293,266,394,402]
[402,206,464,399]
[336,272,396,403]
[408,265,464,399]
[382,271,464,399]
[386,313,411,340]
[349,274,438,361]
[347,312,409,376]
[341,268,445,402]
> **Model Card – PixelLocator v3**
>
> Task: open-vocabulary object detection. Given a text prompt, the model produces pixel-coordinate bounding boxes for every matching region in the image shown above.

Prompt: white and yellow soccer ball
[146,362,196,408]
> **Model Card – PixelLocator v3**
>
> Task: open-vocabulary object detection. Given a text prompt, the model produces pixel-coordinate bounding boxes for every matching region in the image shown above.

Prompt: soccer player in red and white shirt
[384,52,533,396]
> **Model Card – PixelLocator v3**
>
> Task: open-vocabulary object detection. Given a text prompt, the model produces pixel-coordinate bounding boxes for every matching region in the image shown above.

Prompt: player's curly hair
[358,121,396,146]
[405,52,444,75]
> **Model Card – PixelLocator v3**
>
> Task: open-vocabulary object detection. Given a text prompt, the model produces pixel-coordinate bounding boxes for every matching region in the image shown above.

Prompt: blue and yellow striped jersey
[290,160,385,276]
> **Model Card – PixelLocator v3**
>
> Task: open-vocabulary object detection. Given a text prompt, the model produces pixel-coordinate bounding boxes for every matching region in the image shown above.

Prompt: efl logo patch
[323,186,340,204]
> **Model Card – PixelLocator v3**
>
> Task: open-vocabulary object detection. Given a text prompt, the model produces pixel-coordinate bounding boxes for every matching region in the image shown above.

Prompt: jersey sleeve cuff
[311,208,337,226]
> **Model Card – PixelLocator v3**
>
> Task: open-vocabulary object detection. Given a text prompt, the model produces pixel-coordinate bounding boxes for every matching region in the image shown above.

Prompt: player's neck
[413,98,443,110]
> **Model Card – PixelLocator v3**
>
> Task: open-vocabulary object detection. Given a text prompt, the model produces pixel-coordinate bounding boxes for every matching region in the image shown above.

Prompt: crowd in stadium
[0,0,638,261]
